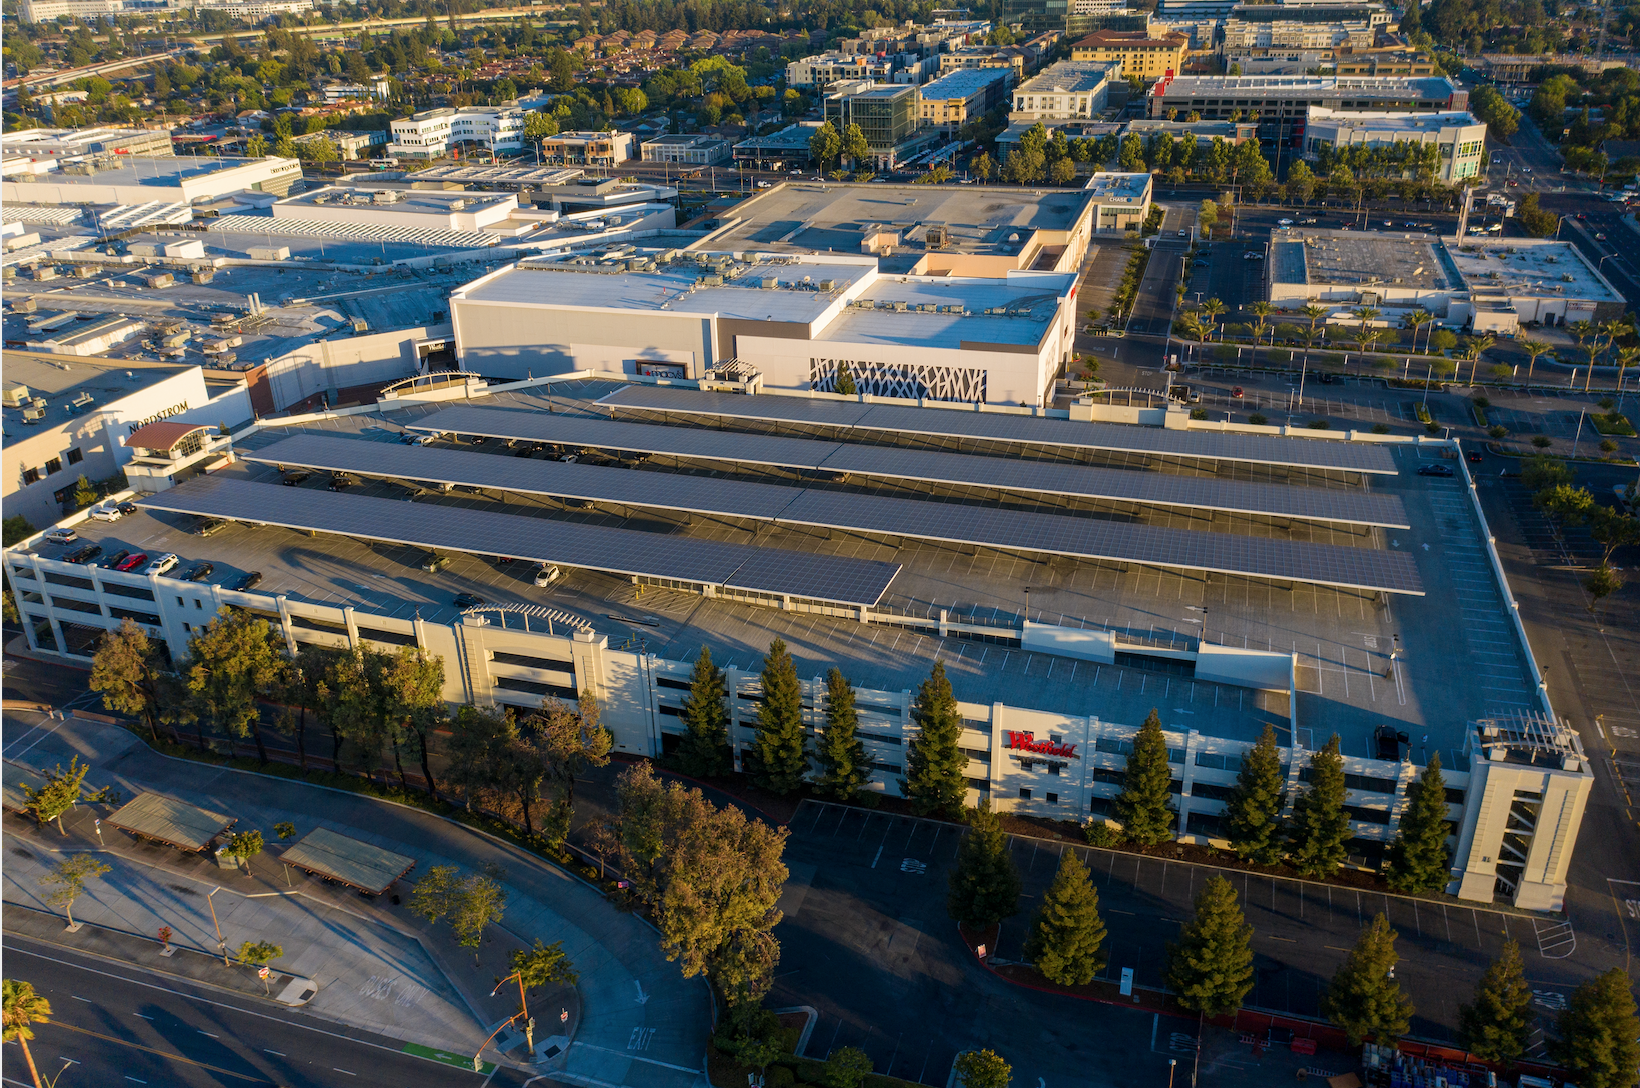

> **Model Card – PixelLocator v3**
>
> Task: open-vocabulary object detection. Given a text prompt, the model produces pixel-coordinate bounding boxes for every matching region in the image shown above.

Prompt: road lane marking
[333,1069,356,1076]
[32,1021,263,1083]
[132,1013,153,1020]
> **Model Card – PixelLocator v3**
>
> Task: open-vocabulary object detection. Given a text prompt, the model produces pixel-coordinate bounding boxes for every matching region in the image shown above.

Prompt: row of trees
[946,803,1638,1084]
[1525,455,1638,613]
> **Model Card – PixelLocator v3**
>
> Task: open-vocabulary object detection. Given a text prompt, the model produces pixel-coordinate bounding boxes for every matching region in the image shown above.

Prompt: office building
[1083,171,1153,231]
[386,107,527,159]
[1002,0,1070,35]
[641,134,734,166]
[918,69,1014,131]
[1302,107,1487,182]
[1146,74,1467,119]
[822,84,927,168]
[1,127,174,158]
[1070,29,1191,81]
[1011,61,1120,120]
[539,131,635,167]
[1222,1,1390,53]
[0,155,302,205]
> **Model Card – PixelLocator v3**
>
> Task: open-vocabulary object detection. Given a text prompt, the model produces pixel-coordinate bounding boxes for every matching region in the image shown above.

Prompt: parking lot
[776,800,1625,1082]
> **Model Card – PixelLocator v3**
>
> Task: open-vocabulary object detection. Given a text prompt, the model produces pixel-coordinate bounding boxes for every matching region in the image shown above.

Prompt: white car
[533,564,562,587]
[43,527,78,545]
[1277,218,1293,226]
[144,553,179,575]
[87,505,124,522]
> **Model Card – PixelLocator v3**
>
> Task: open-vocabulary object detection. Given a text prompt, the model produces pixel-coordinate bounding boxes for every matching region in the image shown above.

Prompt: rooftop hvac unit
[373,190,401,204]
[762,277,778,289]
[818,279,835,290]
[949,303,964,315]
[703,274,724,286]
[893,301,907,311]
[314,194,331,204]
[450,199,467,210]
[2,385,29,408]
[1562,273,1574,282]
[21,405,45,422]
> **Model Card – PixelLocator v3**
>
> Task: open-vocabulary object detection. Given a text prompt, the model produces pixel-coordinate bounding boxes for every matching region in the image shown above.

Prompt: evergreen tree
[1023,851,1107,987]
[1552,968,1640,1088]
[1383,752,1452,894]
[815,667,869,802]
[1114,709,1175,846]
[675,646,730,777]
[747,638,807,795]
[834,365,857,396]
[1225,723,1285,866]
[903,661,967,818]
[1457,938,1532,1066]
[1286,734,1350,879]
[1164,875,1255,1017]
[1321,913,1413,1046]
[946,798,1022,930]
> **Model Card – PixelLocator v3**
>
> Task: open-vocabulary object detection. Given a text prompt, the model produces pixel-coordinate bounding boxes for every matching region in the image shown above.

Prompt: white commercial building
[1148,74,1469,118]
[1,127,175,158]
[1011,61,1120,121]
[272,187,521,232]
[387,107,527,159]
[1222,1,1390,53]
[640,134,734,166]
[448,253,1078,407]
[1084,172,1154,232]
[1303,106,1487,182]
[17,0,175,20]
[0,156,301,206]
[194,0,312,16]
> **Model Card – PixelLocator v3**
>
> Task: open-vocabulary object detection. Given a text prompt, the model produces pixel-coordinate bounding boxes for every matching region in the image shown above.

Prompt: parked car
[534,564,562,587]
[453,593,485,609]
[87,505,125,522]
[1231,387,1244,398]
[1299,217,1318,225]
[115,552,148,572]
[43,527,78,545]
[420,552,450,573]
[1277,218,1293,226]
[328,473,356,492]
[1595,232,1607,240]
[144,553,179,575]
[102,549,131,569]
[185,562,215,582]
[559,453,579,463]
[1467,450,1485,463]
[281,471,311,486]
[1416,463,1455,477]
[1242,251,1264,261]
[192,517,228,536]
[514,447,536,458]
[64,543,102,564]
[411,435,436,446]
[236,571,264,591]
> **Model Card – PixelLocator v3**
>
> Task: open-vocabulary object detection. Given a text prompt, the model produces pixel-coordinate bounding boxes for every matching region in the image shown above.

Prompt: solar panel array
[247,434,1424,595]
[599,385,1400,475]
[135,477,902,607]
[406,406,1408,527]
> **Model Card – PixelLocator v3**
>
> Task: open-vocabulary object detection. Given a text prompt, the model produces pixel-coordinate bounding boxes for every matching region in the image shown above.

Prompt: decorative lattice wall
[809,357,987,403]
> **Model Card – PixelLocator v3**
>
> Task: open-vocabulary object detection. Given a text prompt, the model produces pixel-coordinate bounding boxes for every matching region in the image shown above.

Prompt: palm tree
[1177,311,1206,341]
[1519,337,1551,381]
[1249,301,1274,344]
[1200,297,1227,339]
[1402,308,1433,353]
[1301,303,1328,346]
[3,978,51,1088]
[1599,317,1629,363]
[1351,307,1381,351]
[1462,335,1495,384]
[1616,344,1640,399]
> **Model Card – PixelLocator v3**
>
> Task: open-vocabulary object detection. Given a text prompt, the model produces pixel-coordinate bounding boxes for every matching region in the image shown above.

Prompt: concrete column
[990,701,1006,807]
[727,667,745,772]
[569,627,603,702]
[938,609,949,638]
[342,605,360,650]
[274,595,299,657]
[1177,728,1201,838]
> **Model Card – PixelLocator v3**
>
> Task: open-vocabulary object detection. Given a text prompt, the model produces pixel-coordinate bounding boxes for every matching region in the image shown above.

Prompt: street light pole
[207,886,230,966]
[1422,362,1434,408]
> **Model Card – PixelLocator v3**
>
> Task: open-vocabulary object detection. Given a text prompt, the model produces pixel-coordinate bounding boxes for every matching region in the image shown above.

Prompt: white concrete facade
[387,107,526,159]
[1303,106,1487,182]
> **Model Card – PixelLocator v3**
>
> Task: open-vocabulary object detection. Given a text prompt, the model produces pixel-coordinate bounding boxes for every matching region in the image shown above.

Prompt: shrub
[770,1066,797,1088]
[1472,396,1491,409]
[1371,423,1390,434]
[1307,419,1330,429]
[1532,435,1553,449]
[1268,348,1291,364]
[1215,345,1238,362]
[1600,439,1618,453]
[1488,425,1508,439]
[1490,365,1513,380]
[1084,819,1122,848]
[1599,397,1616,410]
[1425,421,1442,434]
[1190,407,1208,419]
[1248,413,1268,425]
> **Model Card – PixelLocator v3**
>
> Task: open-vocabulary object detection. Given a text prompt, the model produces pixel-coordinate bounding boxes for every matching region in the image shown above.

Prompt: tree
[274,822,295,840]
[2,978,51,1088]
[1458,938,1532,1066]
[68,474,97,510]
[39,853,110,930]
[1552,968,1640,1088]
[970,150,995,182]
[1165,874,1255,1017]
[1286,734,1350,879]
[452,873,507,950]
[237,940,283,968]
[954,1048,1012,1088]
[1023,851,1106,986]
[1285,160,1315,204]
[1521,454,1573,494]
[223,829,265,873]
[1470,85,1520,138]
[409,864,464,925]
[808,120,840,171]
[1114,709,1175,846]
[1322,913,1413,1046]
[747,638,808,795]
[1049,157,1076,185]
[674,646,730,777]
[90,620,174,743]
[823,1046,874,1088]
[524,110,558,159]
[1119,132,1143,171]
[903,661,967,818]
[244,133,267,157]
[299,136,338,164]
[187,609,284,762]
[1200,297,1226,336]
[841,122,869,168]
[1225,724,1286,865]
[815,667,869,802]
[1384,752,1451,894]
[1249,301,1273,343]
[2,516,35,546]
[382,646,448,795]
[1517,337,1551,380]
[21,756,89,835]
[446,704,513,812]
[834,365,858,396]
[510,938,578,990]
[1590,507,1640,568]
[1585,564,1623,615]
[946,798,1021,930]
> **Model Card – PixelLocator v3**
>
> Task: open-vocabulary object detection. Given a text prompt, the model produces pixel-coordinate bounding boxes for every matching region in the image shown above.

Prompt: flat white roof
[1305,106,1482,133]
[818,279,1064,349]
[1086,172,1151,204]
[1447,240,1624,304]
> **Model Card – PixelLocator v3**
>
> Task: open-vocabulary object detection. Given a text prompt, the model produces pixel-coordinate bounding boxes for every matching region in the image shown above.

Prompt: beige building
[916,68,1013,132]
[1070,29,1190,82]
[1011,61,1120,121]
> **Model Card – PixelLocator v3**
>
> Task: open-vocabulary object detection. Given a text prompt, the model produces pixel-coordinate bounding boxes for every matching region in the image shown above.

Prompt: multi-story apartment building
[1010,61,1120,121]
[1070,29,1190,81]
[18,0,174,20]
[1332,47,1437,76]
[917,68,1013,131]
[939,46,1033,81]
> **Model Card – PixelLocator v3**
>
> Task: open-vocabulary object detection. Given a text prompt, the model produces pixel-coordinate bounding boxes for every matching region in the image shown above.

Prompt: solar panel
[244,434,1423,595]
[405,407,1408,527]
[134,478,901,607]
[599,385,1400,475]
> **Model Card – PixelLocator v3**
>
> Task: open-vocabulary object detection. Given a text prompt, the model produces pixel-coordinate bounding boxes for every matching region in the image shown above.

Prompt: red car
[1231,387,1245,398]
[114,552,147,572]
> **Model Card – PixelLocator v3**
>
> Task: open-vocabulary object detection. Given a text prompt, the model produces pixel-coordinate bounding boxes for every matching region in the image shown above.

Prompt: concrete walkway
[1,711,713,1087]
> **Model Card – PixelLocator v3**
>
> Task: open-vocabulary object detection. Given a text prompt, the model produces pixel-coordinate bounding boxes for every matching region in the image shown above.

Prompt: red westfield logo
[1003,731,1079,759]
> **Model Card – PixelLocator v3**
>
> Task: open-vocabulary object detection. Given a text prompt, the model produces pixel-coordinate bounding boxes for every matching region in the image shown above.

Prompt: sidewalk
[2,710,714,1087]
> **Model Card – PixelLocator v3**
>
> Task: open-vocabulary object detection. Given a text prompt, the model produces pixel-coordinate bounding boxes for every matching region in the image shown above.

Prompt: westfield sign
[1003,731,1079,759]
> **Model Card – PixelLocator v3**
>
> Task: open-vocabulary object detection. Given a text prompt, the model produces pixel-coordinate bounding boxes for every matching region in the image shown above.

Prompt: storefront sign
[1002,731,1079,759]
[126,401,191,435]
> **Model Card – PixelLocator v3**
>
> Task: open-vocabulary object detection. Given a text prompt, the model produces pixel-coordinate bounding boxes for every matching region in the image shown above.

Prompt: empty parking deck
[136,477,902,607]
[402,407,1408,527]
[243,434,1424,595]
[597,385,1400,475]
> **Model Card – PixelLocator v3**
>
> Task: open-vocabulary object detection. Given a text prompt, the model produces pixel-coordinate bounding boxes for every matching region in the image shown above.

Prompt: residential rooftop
[1016,60,1120,95]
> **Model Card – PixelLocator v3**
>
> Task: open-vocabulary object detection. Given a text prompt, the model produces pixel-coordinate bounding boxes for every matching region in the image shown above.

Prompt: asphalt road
[0,938,542,1088]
